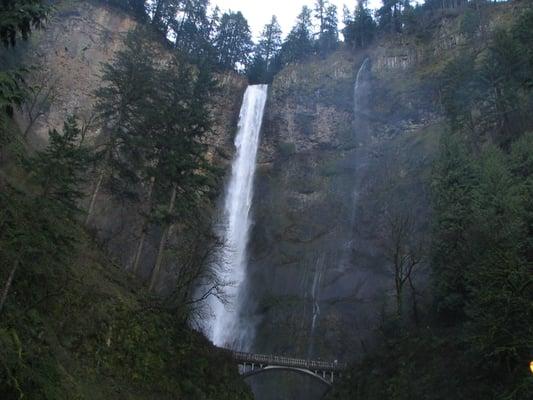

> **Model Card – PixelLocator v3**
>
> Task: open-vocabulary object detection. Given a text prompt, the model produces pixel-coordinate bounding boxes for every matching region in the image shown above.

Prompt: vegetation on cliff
[328,4,533,400]
[1,1,533,399]
[0,2,251,399]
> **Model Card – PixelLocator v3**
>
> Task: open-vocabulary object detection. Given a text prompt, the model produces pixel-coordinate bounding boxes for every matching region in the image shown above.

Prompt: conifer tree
[318,4,339,54]
[172,0,212,58]
[0,0,49,47]
[150,0,180,36]
[25,116,92,216]
[147,55,218,291]
[214,11,253,70]
[281,6,314,65]
[314,0,328,36]
[87,28,158,224]
[248,16,282,83]
[314,0,340,54]
[1,117,91,314]
[343,0,376,49]
[0,0,49,145]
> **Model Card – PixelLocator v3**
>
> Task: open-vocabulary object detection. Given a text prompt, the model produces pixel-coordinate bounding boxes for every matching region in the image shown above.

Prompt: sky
[212,0,384,39]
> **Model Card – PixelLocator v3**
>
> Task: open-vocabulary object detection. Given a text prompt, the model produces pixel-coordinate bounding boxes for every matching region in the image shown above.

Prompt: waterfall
[306,59,371,359]
[307,255,325,358]
[209,84,268,350]
[354,58,369,116]
[345,57,370,254]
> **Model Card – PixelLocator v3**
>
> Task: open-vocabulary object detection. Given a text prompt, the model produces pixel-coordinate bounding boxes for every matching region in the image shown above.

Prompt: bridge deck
[232,351,346,372]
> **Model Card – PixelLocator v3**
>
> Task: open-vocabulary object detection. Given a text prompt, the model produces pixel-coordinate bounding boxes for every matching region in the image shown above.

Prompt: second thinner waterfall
[208,85,268,350]
[307,59,370,358]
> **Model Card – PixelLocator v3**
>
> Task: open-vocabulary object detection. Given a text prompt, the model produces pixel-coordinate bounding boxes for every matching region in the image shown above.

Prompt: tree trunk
[85,170,105,225]
[0,259,19,315]
[408,275,419,326]
[132,177,156,274]
[149,186,177,292]
[395,274,403,318]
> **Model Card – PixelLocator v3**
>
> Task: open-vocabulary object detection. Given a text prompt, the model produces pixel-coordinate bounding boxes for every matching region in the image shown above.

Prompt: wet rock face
[244,50,440,363]
[14,1,137,145]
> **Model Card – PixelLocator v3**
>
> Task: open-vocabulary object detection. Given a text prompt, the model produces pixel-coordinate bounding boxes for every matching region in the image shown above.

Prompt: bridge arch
[241,365,333,387]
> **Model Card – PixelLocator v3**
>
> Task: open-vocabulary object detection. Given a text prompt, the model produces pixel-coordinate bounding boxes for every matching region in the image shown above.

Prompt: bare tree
[164,217,231,325]
[20,68,59,139]
[382,210,423,319]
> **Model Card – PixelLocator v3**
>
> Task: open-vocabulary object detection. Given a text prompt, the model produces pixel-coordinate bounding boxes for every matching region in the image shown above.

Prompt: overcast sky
[212,1,384,39]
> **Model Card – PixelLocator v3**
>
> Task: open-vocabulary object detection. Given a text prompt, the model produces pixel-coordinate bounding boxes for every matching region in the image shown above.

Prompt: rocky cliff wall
[243,8,518,381]
[8,0,247,290]
[11,1,137,145]
[245,50,440,366]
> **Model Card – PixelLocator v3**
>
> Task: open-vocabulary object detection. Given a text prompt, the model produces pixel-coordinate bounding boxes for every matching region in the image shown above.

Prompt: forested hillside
[328,2,533,399]
[1,1,532,400]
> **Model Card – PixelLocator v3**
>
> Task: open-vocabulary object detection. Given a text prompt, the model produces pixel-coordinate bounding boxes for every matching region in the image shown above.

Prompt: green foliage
[248,16,283,84]
[0,0,48,150]
[278,141,296,158]
[0,70,26,147]
[0,237,253,399]
[329,5,533,400]
[315,1,339,55]
[459,8,481,37]
[331,138,533,395]
[24,116,92,215]
[430,133,475,319]
[95,27,162,200]
[280,6,314,66]
[439,10,533,143]
[214,11,253,70]
[96,27,218,211]
[0,0,50,47]
[0,105,249,399]
[343,0,376,49]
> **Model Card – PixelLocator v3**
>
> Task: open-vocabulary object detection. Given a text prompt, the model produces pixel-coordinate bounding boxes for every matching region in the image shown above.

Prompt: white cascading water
[341,57,370,270]
[354,58,370,115]
[209,84,268,350]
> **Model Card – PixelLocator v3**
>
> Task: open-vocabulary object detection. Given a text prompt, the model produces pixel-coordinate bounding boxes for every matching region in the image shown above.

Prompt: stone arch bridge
[232,351,347,387]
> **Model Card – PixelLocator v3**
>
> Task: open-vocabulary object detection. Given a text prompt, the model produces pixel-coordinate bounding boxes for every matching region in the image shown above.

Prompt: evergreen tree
[317,4,339,54]
[463,143,532,377]
[248,16,282,83]
[431,133,475,322]
[150,0,180,36]
[214,11,253,70]
[1,117,91,314]
[377,0,402,33]
[315,0,340,54]
[343,0,376,49]
[24,116,92,216]
[0,0,49,145]
[91,26,219,286]
[280,6,314,65]
[0,0,49,47]
[87,28,159,223]
[171,0,213,58]
[314,0,328,36]
[147,55,218,291]
[206,5,221,40]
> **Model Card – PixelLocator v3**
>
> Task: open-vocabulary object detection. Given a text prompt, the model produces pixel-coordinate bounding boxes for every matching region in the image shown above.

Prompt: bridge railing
[232,351,347,372]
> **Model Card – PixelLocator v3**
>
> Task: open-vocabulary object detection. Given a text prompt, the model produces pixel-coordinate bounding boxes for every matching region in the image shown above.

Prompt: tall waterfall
[354,58,370,115]
[209,85,268,350]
